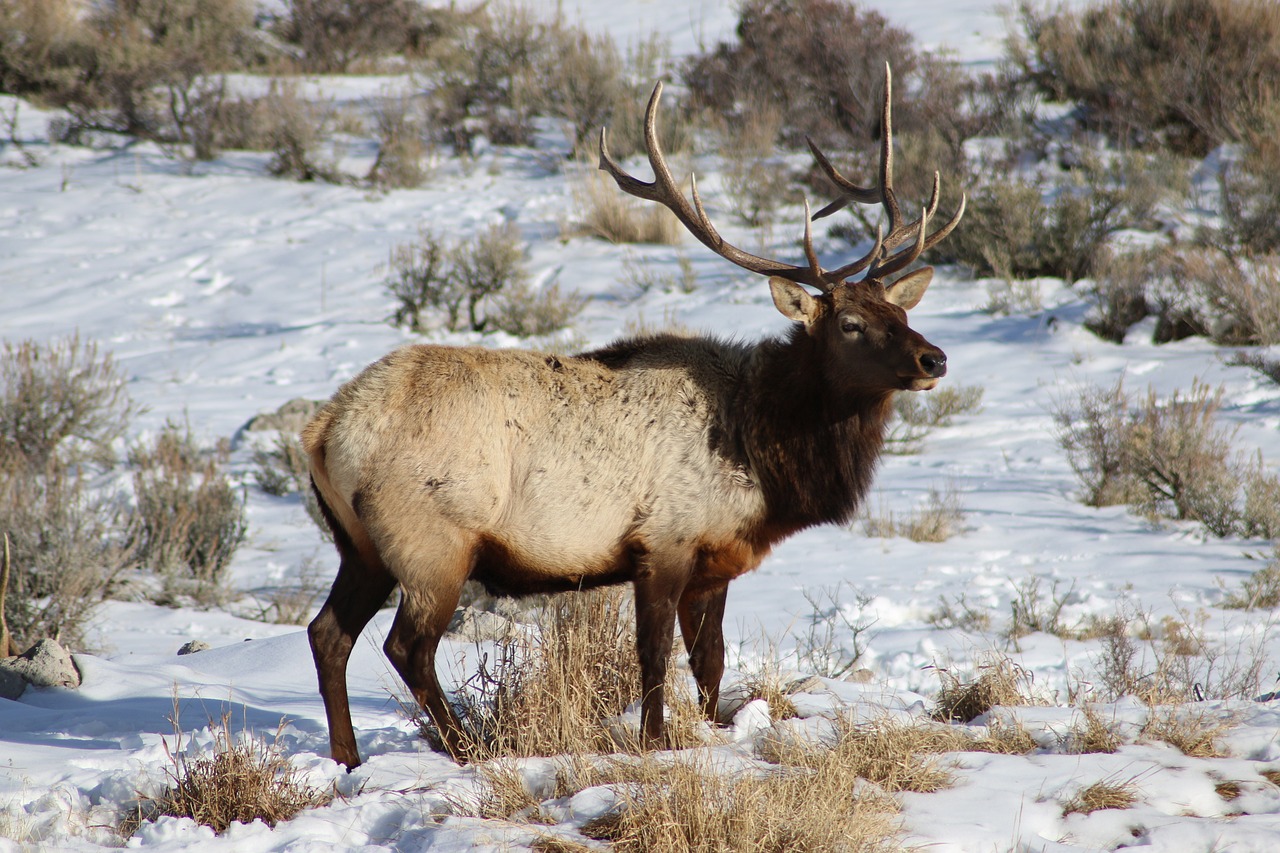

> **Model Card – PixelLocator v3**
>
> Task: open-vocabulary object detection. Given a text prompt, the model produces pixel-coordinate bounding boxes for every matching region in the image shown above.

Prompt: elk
[304,65,964,768]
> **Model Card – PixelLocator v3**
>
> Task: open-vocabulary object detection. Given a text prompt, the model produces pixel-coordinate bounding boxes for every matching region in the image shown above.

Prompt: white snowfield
[3,1,1280,850]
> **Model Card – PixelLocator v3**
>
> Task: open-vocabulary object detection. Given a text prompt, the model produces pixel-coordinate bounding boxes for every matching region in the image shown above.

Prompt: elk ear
[769,276,821,324]
[884,266,934,310]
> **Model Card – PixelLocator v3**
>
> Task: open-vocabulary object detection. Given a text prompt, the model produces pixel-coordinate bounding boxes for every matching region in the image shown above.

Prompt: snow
[4,1,1280,850]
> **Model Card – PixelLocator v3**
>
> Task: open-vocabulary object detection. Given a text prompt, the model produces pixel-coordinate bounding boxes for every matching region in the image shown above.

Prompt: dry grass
[1223,552,1280,610]
[1215,779,1243,801]
[564,165,683,246]
[123,708,331,837]
[1139,706,1228,758]
[578,751,903,852]
[409,587,705,760]
[931,657,1038,723]
[861,485,966,543]
[1062,780,1138,816]
[1064,705,1123,755]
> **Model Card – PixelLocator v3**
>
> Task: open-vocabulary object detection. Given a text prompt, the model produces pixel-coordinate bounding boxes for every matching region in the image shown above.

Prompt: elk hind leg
[382,550,471,761]
[309,548,397,770]
[678,583,728,724]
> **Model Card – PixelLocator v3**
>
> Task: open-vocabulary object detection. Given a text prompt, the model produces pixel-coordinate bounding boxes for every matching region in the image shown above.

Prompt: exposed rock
[0,665,24,700]
[242,397,324,435]
[0,638,81,691]
[447,607,517,642]
[177,640,212,655]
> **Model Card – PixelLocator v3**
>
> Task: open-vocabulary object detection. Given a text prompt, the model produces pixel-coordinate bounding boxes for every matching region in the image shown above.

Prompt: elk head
[599,63,964,398]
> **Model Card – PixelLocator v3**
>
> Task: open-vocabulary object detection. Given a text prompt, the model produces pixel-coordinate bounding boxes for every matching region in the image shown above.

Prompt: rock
[242,398,324,435]
[0,638,81,690]
[177,640,211,655]
[447,607,517,642]
[0,665,24,700]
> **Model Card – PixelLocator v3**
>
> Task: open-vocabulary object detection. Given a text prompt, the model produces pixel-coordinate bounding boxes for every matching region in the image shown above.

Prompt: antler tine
[599,82,834,291]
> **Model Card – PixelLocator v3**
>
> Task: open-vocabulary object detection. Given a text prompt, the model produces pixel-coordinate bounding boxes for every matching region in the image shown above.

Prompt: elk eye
[840,318,864,335]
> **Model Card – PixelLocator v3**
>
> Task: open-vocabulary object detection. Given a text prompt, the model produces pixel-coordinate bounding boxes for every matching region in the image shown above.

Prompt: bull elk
[304,65,964,767]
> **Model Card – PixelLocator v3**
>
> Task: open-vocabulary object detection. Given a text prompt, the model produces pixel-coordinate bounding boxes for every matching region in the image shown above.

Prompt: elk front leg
[309,554,397,770]
[678,583,728,724]
[632,557,690,749]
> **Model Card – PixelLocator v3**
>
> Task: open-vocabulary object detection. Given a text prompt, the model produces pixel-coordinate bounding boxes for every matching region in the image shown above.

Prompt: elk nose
[920,350,947,378]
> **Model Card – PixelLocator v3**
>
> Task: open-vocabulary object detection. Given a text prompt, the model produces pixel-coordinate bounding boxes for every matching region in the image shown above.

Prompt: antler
[598,64,965,292]
[807,64,965,282]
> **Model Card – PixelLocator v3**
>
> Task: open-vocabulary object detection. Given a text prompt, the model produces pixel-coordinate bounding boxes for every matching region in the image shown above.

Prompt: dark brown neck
[736,325,895,538]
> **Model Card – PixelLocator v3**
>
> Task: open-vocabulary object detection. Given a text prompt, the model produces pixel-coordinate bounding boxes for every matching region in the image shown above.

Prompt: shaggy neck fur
[736,325,895,538]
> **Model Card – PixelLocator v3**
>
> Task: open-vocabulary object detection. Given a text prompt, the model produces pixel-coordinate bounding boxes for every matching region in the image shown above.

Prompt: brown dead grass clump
[579,752,902,852]
[931,657,1038,723]
[123,711,331,837]
[412,587,704,761]
[1062,780,1138,816]
[1065,705,1123,755]
[1140,706,1229,758]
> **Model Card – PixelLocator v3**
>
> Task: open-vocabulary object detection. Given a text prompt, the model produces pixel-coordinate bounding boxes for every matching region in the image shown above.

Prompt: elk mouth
[901,375,943,391]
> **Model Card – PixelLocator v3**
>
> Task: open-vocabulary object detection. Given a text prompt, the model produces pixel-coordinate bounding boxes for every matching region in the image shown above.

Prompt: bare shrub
[789,584,874,680]
[885,384,983,453]
[931,656,1037,723]
[487,280,587,338]
[928,594,993,633]
[261,83,341,183]
[272,0,431,72]
[1052,378,1277,536]
[1173,247,1280,346]
[617,251,697,299]
[131,422,247,601]
[425,4,545,152]
[0,461,133,651]
[564,164,682,246]
[1222,549,1280,610]
[1014,0,1280,156]
[2,0,256,154]
[1084,248,1158,343]
[946,150,1183,282]
[124,709,331,837]
[1217,110,1280,254]
[713,98,795,228]
[366,95,431,189]
[1005,575,1075,642]
[0,334,138,471]
[684,0,974,215]
[1228,349,1280,386]
[1090,606,1266,705]
[1110,382,1239,533]
[1052,378,1141,508]
[451,222,529,332]
[861,485,966,543]
[386,223,530,334]
[1062,779,1138,816]
[251,433,328,540]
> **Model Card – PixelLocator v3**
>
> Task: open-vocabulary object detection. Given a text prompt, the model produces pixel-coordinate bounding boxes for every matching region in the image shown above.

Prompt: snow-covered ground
[4,1,1280,850]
